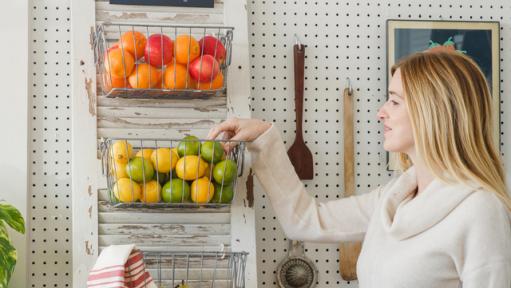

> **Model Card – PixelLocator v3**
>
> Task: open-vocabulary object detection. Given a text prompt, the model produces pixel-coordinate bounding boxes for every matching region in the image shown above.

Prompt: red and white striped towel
[87,244,157,288]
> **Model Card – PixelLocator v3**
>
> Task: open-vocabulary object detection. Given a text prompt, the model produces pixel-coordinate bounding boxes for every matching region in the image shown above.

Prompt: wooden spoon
[287,38,314,180]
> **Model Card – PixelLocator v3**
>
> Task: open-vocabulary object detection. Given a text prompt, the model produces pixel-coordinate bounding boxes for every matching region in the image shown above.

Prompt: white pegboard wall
[247,1,509,287]
[28,0,72,287]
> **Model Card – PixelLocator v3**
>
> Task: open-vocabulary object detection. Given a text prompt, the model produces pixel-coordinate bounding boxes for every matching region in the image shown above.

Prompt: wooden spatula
[287,37,314,180]
[339,78,362,281]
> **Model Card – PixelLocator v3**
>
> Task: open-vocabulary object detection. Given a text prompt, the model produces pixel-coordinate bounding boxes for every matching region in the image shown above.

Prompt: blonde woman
[208,51,511,287]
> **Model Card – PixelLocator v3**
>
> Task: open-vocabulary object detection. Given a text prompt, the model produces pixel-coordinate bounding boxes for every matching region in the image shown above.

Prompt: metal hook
[294,33,302,49]
[346,77,353,94]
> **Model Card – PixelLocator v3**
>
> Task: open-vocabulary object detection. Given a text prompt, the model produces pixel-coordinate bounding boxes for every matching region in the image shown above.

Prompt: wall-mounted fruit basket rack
[100,136,245,208]
[144,251,248,288]
[93,22,234,99]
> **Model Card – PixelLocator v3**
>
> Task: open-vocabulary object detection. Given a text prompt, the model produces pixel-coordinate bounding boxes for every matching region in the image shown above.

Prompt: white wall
[0,0,29,287]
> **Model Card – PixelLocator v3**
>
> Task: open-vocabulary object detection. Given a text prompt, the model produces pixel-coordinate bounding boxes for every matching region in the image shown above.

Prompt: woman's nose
[376,105,386,120]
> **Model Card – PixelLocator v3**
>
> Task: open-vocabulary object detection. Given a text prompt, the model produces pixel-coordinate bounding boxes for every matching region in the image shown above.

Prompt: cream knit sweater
[247,125,511,288]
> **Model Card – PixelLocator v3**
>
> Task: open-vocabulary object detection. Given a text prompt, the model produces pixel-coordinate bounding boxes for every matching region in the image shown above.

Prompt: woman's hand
[207,118,272,151]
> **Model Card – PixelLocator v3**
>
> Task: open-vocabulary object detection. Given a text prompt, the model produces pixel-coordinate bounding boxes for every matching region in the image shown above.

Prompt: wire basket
[101,137,245,208]
[145,251,248,288]
[94,23,234,99]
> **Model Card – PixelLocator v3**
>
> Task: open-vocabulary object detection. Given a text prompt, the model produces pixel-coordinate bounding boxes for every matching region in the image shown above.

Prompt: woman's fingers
[207,118,239,140]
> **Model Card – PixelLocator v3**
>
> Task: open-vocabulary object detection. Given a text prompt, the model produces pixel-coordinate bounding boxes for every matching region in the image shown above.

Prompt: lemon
[141,180,161,203]
[110,159,129,180]
[135,148,153,160]
[111,140,133,164]
[175,155,207,181]
[151,148,178,173]
[191,177,215,203]
[113,178,141,202]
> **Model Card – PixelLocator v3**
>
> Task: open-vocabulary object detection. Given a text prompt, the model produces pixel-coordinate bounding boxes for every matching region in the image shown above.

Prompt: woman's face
[377,68,415,154]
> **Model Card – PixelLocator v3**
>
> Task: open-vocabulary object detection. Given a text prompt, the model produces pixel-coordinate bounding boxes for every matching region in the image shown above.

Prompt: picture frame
[386,20,500,171]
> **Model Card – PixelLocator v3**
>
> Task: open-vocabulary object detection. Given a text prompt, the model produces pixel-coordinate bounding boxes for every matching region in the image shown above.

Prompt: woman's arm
[248,125,384,242]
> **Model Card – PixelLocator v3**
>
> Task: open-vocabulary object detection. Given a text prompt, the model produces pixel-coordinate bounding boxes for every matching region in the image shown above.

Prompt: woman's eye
[391,100,399,105]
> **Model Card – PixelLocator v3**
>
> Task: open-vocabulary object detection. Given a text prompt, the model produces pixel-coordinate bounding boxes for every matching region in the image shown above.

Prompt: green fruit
[155,172,169,186]
[162,178,191,203]
[212,183,234,203]
[213,159,237,185]
[126,157,155,183]
[177,135,201,157]
[200,141,224,164]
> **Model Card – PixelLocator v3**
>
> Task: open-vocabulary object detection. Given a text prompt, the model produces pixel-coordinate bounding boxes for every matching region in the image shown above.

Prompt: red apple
[199,36,226,64]
[189,55,220,83]
[144,34,173,68]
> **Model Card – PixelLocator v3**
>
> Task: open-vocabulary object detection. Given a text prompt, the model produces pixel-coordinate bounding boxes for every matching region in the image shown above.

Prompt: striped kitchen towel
[87,244,157,288]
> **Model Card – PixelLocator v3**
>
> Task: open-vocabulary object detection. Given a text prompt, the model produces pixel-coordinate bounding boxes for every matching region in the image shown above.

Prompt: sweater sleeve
[459,192,511,288]
[247,125,383,242]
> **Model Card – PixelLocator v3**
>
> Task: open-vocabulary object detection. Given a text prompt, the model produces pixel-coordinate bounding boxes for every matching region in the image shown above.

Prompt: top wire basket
[93,23,234,99]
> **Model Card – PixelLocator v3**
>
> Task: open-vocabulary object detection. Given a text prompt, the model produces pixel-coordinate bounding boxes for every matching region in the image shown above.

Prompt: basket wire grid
[101,138,245,208]
[144,251,248,288]
[94,23,234,99]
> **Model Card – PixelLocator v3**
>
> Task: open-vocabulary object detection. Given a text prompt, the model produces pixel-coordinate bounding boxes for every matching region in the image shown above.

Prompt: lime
[212,183,234,203]
[177,135,201,157]
[125,157,155,183]
[200,141,224,164]
[213,159,237,184]
[162,178,191,203]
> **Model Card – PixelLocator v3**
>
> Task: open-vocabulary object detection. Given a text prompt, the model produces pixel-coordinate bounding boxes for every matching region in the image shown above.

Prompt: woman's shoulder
[455,187,510,225]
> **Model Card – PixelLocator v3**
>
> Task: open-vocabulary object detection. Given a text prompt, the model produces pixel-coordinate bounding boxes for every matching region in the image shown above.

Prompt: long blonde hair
[391,51,511,211]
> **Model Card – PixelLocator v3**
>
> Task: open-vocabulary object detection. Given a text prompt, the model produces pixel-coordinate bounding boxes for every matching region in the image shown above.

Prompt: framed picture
[109,0,214,8]
[386,20,500,171]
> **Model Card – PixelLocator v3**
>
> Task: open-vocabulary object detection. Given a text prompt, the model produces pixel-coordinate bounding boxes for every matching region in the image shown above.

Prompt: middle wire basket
[101,137,245,208]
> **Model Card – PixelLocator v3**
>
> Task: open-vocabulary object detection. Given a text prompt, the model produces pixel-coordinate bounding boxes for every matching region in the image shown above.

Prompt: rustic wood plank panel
[99,212,230,224]
[96,10,223,25]
[96,2,224,14]
[71,0,99,285]
[98,202,230,214]
[97,106,227,119]
[98,95,227,108]
[97,127,211,139]
[99,223,230,235]
[99,234,230,246]
[98,245,231,254]
[97,117,221,129]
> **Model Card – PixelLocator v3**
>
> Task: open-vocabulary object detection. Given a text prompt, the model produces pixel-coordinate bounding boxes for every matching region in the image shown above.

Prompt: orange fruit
[191,177,215,203]
[174,35,200,65]
[175,155,208,180]
[104,48,135,78]
[163,63,191,89]
[113,178,141,203]
[135,148,154,160]
[120,31,147,60]
[196,71,224,90]
[151,148,179,173]
[128,63,162,89]
[141,180,161,203]
[103,73,129,92]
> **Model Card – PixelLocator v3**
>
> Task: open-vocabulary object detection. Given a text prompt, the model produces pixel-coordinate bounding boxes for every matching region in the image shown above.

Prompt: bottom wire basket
[144,251,248,288]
